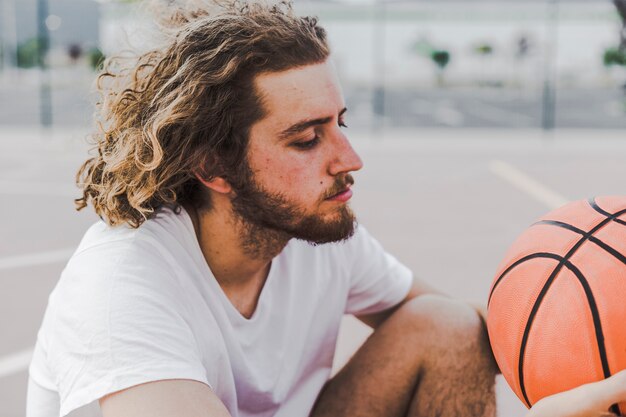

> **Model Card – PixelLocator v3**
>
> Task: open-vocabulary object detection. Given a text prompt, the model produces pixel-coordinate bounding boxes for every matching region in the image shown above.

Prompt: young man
[25,1,626,417]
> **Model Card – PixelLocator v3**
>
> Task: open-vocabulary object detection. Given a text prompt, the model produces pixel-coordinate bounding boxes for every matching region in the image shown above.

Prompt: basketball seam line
[557,200,625,416]
[560,256,622,416]
[517,254,568,407]
[488,252,555,306]
[533,220,626,266]
[563,258,611,379]
[588,197,626,227]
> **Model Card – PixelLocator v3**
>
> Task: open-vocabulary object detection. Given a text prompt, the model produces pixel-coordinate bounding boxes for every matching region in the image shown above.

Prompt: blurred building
[1,0,625,129]
[298,1,621,89]
[1,0,99,67]
[94,0,624,89]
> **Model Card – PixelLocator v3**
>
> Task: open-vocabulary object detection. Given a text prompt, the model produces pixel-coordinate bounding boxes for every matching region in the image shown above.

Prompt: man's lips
[326,188,353,202]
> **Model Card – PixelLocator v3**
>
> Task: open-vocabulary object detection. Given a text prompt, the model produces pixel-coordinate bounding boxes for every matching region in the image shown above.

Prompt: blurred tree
[615,0,626,51]
[474,43,494,56]
[604,47,626,67]
[17,38,41,68]
[431,50,450,69]
[87,47,105,70]
[431,50,450,86]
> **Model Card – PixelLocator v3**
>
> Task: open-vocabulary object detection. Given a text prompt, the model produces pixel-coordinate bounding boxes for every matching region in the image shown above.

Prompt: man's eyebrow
[278,107,348,140]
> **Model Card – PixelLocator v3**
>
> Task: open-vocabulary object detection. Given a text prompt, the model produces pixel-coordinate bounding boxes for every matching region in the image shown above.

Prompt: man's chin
[294,228,356,245]
[289,211,357,245]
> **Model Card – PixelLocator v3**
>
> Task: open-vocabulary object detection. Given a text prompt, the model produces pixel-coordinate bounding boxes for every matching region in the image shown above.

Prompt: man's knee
[393,294,484,346]
[377,295,497,417]
[393,294,497,380]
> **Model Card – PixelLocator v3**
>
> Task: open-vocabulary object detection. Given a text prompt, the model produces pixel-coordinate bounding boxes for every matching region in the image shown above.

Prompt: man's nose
[328,134,364,176]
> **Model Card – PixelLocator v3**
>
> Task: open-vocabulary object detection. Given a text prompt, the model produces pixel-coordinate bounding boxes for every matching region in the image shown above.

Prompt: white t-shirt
[27,207,413,417]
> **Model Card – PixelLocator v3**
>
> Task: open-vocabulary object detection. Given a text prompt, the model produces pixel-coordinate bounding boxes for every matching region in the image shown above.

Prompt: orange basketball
[487,196,626,415]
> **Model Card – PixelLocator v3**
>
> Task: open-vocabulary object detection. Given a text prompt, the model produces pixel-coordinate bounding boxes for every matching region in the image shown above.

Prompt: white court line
[0,348,34,378]
[489,160,569,210]
[0,248,75,270]
[0,180,77,197]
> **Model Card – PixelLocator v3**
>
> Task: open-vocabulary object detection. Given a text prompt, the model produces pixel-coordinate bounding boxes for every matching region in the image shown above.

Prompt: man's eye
[339,120,348,128]
[293,136,320,150]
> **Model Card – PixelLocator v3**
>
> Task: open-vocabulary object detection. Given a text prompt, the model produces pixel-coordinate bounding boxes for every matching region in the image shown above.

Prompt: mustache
[322,175,355,200]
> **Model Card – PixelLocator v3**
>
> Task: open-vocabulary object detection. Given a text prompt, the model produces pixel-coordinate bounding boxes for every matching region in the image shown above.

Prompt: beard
[230,165,357,248]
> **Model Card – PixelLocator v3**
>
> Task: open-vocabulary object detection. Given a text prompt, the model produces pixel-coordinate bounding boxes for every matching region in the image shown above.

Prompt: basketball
[487,196,626,415]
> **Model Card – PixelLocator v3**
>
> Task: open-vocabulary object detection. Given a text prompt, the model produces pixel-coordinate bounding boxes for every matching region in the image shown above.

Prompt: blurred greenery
[412,37,434,57]
[475,43,494,55]
[603,47,626,67]
[431,50,450,70]
[17,38,41,68]
[87,47,105,70]
[431,49,450,86]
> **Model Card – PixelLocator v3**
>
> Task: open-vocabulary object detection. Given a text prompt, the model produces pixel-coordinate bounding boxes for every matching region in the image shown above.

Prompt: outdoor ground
[1,127,625,416]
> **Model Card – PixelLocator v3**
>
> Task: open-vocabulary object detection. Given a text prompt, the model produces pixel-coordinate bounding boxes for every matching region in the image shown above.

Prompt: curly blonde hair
[76,0,329,228]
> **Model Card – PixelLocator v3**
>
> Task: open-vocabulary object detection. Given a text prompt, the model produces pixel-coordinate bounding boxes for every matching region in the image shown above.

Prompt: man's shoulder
[57,207,198,298]
[49,208,197,326]
[76,206,193,260]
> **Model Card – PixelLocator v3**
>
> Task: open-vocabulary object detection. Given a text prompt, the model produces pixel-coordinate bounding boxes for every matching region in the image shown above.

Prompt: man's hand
[526,370,626,417]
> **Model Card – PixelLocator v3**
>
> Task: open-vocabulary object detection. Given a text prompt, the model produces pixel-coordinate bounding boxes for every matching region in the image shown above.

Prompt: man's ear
[195,172,233,194]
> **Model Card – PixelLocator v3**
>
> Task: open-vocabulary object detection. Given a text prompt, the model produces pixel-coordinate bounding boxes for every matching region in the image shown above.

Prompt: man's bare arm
[99,379,232,417]
[355,276,444,329]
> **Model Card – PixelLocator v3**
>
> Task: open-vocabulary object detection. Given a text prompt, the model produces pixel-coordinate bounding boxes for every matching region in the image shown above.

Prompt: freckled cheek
[282,165,327,201]
[254,151,327,199]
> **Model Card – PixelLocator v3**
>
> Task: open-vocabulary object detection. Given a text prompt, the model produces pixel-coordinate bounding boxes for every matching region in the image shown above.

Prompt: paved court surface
[1,127,625,416]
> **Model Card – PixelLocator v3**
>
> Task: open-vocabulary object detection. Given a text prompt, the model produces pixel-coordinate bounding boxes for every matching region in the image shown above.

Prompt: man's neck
[186,202,290,317]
